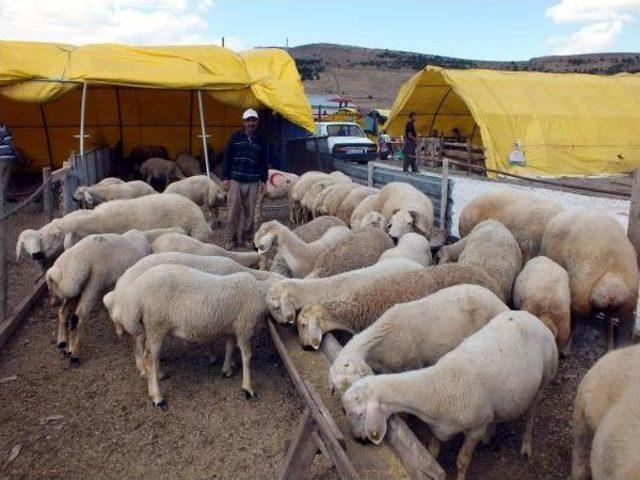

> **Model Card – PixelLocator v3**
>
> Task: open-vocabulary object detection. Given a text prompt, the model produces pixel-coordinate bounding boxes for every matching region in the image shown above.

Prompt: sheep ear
[392,208,400,215]
[365,401,388,445]
[409,210,430,236]
[83,189,92,204]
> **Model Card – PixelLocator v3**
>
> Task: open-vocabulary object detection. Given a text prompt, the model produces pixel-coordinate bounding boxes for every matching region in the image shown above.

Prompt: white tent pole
[197,90,211,177]
[79,82,88,157]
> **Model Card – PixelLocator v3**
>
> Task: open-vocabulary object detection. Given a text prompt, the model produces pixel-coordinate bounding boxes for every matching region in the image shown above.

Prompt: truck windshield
[326,124,366,137]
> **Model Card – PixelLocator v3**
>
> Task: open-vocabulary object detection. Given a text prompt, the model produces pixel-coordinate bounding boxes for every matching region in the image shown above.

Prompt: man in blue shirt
[221,109,268,250]
[0,123,17,203]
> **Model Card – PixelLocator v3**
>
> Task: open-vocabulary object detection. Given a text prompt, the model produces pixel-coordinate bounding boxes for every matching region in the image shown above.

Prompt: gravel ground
[0,180,620,480]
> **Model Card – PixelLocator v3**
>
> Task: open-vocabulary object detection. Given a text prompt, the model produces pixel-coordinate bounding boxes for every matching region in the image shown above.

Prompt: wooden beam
[278,407,321,480]
[0,280,47,350]
[42,167,53,222]
[627,168,640,263]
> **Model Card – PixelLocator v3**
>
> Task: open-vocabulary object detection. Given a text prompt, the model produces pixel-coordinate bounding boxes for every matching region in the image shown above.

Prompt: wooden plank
[0,280,47,350]
[278,407,321,480]
[627,168,640,264]
[303,378,345,443]
[268,320,360,480]
[439,159,449,230]
[321,333,446,480]
[42,167,53,222]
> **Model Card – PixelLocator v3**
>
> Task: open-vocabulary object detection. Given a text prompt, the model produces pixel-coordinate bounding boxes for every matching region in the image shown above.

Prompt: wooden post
[42,167,53,222]
[627,168,640,262]
[440,158,449,230]
[367,162,374,187]
[0,196,6,321]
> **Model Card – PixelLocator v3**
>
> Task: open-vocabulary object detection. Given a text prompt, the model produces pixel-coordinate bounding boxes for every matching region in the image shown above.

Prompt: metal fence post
[42,167,53,222]
[440,158,449,230]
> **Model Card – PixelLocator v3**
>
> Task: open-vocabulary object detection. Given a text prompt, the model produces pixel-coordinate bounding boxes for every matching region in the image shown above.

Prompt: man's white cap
[242,109,259,120]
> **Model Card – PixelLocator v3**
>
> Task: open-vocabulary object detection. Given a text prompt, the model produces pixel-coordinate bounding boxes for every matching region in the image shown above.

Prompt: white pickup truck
[314,122,377,163]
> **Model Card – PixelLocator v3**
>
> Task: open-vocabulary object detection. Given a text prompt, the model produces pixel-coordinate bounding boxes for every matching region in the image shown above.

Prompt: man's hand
[222,180,230,191]
[258,181,266,194]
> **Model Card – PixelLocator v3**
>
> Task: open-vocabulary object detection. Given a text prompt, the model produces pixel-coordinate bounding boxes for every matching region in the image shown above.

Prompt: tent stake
[197,90,211,177]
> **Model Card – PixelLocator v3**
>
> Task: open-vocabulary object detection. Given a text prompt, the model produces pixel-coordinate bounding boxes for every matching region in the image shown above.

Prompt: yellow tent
[0,41,314,172]
[385,66,640,177]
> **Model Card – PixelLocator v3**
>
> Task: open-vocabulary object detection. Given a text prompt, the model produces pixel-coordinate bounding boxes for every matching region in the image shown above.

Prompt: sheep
[95,177,124,186]
[151,232,262,268]
[572,345,640,480]
[350,194,380,228]
[267,258,424,324]
[139,157,185,189]
[289,171,347,223]
[255,169,299,224]
[513,256,572,355]
[342,310,558,480]
[329,284,508,393]
[16,209,93,266]
[316,182,358,217]
[164,175,226,227]
[459,188,564,262]
[175,152,202,177]
[254,220,350,277]
[337,186,379,223]
[45,229,162,363]
[300,178,351,222]
[73,180,157,208]
[540,210,639,350]
[269,216,347,276]
[296,263,503,349]
[378,232,431,266]
[310,183,337,218]
[109,265,268,407]
[359,211,387,230]
[305,227,394,278]
[439,219,522,303]
[52,193,213,246]
[373,182,434,240]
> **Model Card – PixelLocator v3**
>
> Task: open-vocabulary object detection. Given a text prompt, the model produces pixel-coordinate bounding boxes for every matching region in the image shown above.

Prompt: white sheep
[95,177,124,186]
[374,182,434,240]
[269,216,347,276]
[290,171,348,223]
[378,232,431,266]
[57,193,214,245]
[358,211,387,230]
[16,209,92,265]
[45,229,164,363]
[253,220,350,277]
[300,177,351,222]
[337,186,379,224]
[164,175,226,227]
[350,194,380,229]
[109,265,268,407]
[104,252,282,376]
[342,310,558,480]
[439,219,522,303]
[296,263,504,349]
[540,210,639,350]
[572,344,640,480]
[315,182,358,217]
[329,284,508,393]
[139,157,185,189]
[151,232,262,268]
[459,188,564,262]
[513,256,572,355]
[73,180,157,208]
[305,227,394,278]
[267,258,424,324]
[175,153,202,177]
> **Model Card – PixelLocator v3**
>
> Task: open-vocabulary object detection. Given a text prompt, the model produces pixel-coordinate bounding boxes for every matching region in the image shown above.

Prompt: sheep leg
[481,422,496,446]
[571,404,593,480]
[427,435,441,459]
[438,236,468,264]
[456,427,485,480]
[520,396,539,458]
[254,192,265,226]
[56,297,77,353]
[67,280,101,364]
[222,337,236,378]
[134,333,147,377]
[143,332,166,409]
[237,337,256,399]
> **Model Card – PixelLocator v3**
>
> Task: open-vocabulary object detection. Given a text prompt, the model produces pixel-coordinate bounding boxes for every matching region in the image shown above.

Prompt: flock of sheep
[13,165,640,480]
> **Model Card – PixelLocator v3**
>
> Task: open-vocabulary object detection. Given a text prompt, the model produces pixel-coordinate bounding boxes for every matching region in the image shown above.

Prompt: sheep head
[330,358,375,394]
[16,229,42,261]
[297,304,327,350]
[388,209,419,242]
[343,379,389,445]
[254,221,281,254]
[360,212,387,231]
[266,284,297,324]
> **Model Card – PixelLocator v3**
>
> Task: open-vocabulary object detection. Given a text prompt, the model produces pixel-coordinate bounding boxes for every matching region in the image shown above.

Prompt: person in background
[221,109,267,250]
[0,123,17,203]
[403,111,418,173]
[378,129,391,160]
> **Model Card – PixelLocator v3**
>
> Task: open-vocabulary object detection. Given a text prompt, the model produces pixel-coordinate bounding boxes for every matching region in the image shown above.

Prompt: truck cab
[315,122,377,163]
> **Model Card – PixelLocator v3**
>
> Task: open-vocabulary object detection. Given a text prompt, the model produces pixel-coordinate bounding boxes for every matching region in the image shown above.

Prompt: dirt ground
[0,188,613,480]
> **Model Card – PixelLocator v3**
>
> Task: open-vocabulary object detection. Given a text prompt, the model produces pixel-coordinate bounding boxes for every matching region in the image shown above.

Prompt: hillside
[290,43,640,110]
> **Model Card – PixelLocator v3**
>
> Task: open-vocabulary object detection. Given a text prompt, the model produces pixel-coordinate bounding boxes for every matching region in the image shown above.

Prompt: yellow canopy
[386,66,640,177]
[0,41,314,171]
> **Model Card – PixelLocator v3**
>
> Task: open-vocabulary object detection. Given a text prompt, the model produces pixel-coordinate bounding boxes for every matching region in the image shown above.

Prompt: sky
[0,0,639,60]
